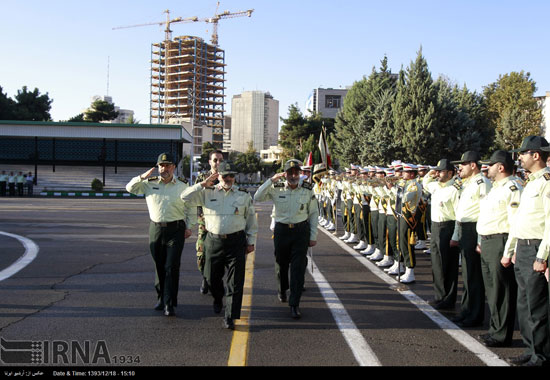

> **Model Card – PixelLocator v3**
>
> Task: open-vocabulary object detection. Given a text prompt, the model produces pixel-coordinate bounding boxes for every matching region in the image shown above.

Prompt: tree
[0,86,16,120]
[483,71,542,150]
[84,99,119,122]
[12,86,53,121]
[392,49,439,163]
[67,113,85,122]
[234,141,261,175]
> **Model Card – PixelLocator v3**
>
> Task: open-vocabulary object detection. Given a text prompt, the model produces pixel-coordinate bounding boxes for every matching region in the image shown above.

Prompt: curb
[38,191,144,198]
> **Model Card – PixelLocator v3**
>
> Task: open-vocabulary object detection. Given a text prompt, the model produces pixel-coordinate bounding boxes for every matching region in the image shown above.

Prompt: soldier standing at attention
[502,136,550,366]
[254,159,319,319]
[450,151,492,327]
[126,153,194,317]
[194,150,224,295]
[182,162,257,330]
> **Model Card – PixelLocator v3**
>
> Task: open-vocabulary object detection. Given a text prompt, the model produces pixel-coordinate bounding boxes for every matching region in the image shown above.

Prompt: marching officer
[476,150,522,347]
[502,136,550,366]
[450,151,492,327]
[194,149,224,295]
[125,153,194,317]
[254,159,319,319]
[182,162,257,329]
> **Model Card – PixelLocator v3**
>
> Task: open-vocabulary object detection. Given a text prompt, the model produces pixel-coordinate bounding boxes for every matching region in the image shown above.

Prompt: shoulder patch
[509,184,518,192]
[147,176,158,181]
[453,182,462,190]
[544,173,550,181]
[301,182,313,190]
[178,176,188,184]
[476,179,484,185]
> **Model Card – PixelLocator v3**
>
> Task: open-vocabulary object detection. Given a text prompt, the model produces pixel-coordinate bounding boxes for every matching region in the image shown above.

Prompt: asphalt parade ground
[0,197,528,369]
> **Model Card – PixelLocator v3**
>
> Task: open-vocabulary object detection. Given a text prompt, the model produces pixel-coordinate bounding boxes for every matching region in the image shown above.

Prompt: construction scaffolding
[150,35,226,154]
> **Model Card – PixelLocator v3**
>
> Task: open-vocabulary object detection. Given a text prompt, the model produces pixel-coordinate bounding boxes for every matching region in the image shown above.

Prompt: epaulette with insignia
[543,173,550,181]
[453,182,462,190]
[476,179,484,185]
[178,176,188,184]
[238,187,248,193]
[274,182,285,188]
[509,184,518,192]
[301,182,313,190]
[147,176,158,181]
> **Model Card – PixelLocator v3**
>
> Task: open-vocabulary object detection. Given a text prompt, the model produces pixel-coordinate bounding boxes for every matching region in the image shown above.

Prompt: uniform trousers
[430,220,459,307]
[353,203,362,236]
[273,221,310,307]
[457,222,485,323]
[0,181,6,196]
[361,204,373,244]
[341,199,349,232]
[149,220,186,308]
[398,216,416,268]
[346,200,355,233]
[514,239,550,365]
[370,210,379,249]
[377,213,388,256]
[204,231,247,319]
[386,215,398,259]
[480,233,516,344]
[415,204,428,241]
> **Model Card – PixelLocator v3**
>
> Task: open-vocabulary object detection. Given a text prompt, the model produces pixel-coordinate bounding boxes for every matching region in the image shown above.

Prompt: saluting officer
[502,136,550,366]
[182,162,257,330]
[254,159,319,319]
[125,153,194,317]
[450,151,492,327]
[476,150,522,347]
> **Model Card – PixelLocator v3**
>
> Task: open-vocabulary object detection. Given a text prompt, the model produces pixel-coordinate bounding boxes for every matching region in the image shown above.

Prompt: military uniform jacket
[254,178,319,241]
[476,176,523,237]
[126,175,195,227]
[182,183,257,245]
[503,167,550,260]
[423,175,459,222]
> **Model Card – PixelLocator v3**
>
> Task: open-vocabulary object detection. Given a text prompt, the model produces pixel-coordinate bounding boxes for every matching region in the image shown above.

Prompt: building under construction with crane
[150,35,226,154]
[113,5,254,155]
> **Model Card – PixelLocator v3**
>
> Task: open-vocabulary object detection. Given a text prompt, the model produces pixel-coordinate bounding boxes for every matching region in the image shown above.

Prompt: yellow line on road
[227,248,255,366]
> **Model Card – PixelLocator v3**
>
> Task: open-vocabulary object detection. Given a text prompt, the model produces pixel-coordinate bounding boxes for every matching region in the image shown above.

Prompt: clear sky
[1,0,548,125]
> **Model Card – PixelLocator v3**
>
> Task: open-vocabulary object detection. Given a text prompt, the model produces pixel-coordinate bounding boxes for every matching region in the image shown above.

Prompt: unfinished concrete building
[150,35,226,155]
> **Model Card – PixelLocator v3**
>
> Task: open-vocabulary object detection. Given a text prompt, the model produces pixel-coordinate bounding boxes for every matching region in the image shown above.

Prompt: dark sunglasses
[222,174,235,179]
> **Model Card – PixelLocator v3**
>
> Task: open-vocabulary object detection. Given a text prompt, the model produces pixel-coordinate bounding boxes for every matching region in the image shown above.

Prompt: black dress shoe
[278,292,287,303]
[223,317,234,330]
[154,301,164,311]
[457,319,482,328]
[507,353,532,366]
[200,278,209,294]
[428,299,442,307]
[482,336,511,348]
[451,314,466,323]
[290,306,301,319]
[213,300,223,314]
[164,305,175,316]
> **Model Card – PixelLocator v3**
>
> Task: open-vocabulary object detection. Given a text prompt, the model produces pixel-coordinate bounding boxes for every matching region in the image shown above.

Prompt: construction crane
[112,2,254,45]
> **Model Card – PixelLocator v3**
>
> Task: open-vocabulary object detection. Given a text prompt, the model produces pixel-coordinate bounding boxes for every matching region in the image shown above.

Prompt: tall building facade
[230,91,279,153]
[150,35,225,155]
[305,88,349,119]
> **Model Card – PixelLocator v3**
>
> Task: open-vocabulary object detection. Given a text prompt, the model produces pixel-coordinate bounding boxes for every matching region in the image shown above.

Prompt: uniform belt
[518,238,542,246]
[480,233,508,241]
[152,220,184,228]
[208,230,244,239]
[275,220,308,229]
[432,220,455,226]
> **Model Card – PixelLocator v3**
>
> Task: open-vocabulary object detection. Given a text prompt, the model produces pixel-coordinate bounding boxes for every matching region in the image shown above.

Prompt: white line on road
[308,259,382,366]
[321,228,509,367]
[0,231,40,282]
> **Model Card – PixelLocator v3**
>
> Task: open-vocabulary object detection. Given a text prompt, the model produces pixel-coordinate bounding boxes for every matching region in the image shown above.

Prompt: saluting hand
[246,245,255,254]
[201,172,219,188]
[271,172,286,182]
[140,167,156,180]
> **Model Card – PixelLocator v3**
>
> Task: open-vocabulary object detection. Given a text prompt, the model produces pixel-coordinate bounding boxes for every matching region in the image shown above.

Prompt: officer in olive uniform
[194,150,224,294]
[450,151,492,327]
[476,150,522,347]
[254,159,319,319]
[182,162,257,330]
[126,153,194,317]
[502,136,550,366]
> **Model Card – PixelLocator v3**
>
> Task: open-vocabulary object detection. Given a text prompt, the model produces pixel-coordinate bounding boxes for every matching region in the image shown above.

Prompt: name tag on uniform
[152,187,159,190]
[279,196,286,199]
[210,199,217,202]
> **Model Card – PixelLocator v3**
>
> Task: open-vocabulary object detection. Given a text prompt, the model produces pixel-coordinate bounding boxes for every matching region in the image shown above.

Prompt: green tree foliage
[84,99,119,122]
[0,86,16,120]
[0,86,53,121]
[278,104,334,163]
[234,141,261,174]
[483,71,542,150]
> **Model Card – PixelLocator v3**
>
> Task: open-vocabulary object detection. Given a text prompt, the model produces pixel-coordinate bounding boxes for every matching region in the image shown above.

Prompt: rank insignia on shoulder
[238,187,248,193]
[274,183,285,188]
[509,185,518,192]
[301,182,313,190]
[476,179,484,185]
[147,176,158,181]
[544,173,550,181]
[178,176,188,184]
[453,183,462,190]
